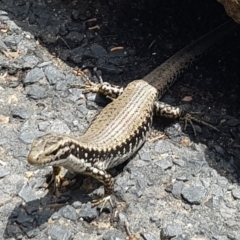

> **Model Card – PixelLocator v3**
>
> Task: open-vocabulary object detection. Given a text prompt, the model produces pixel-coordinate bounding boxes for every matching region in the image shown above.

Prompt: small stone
[47,119,70,134]
[161,225,183,239]
[18,184,38,202]
[140,152,152,161]
[141,232,157,240]
[102,230,125,240]
[155,157,173,170]
[232,187,240,199]
[47,225,72,240]
[44,65,65,85]
[90,44,108,58]
[226,118,240,126]
[217,176,228,186]
[26,228,40,238]
[0,166,11,178]
[79,203,98,222]
[0,193,12,206]
[212,195,223,207]
[172,181,183,199]
[24,67,45,84]
[3,34,23,48]
[16,213,35,227]
[176,172,189,181]
[181,184,206,205]
[65,31,84,48]
[60,205,78,221]
[27,85,48,100]
[19,131,39,144]
[22,55,39,69]
[220,207,236,219]
[213,145,225,155]
[172,158,185,167]
[72,201,82,209]
[11,107,32,119]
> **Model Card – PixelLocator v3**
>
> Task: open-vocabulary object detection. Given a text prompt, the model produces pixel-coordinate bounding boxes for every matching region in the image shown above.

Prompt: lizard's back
[78,80,158,169]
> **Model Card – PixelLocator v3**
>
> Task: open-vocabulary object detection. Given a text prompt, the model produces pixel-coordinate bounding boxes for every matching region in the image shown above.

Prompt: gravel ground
[0,0,240,239]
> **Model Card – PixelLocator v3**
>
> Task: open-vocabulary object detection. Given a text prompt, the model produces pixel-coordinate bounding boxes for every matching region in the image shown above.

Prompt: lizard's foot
[92,194,113,213]
[181,112,219,136]
[70,71,102,93]
[43,166,69,197]
[71,68,124,98]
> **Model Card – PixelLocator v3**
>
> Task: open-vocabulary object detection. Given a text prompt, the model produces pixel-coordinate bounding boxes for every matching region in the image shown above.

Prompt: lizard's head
[27,133,70,166]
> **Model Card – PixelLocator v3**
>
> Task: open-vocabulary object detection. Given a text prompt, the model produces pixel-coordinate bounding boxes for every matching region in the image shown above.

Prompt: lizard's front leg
[84,166,114,211]
[44,166,66,197]
[153,101,219,135]
[71,77,124,99]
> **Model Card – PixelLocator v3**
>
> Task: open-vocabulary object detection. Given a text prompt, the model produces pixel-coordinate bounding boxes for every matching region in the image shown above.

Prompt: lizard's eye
[46,149,58,156]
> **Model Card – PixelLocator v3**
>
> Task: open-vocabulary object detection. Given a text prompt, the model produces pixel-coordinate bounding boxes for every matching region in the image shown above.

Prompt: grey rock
[44,65,65,85]
[19,130,39,144]
[72,201,82,209]
[11,107,32,119]
[155,157,173,170]
[90,44,108,58]
[24,67,45,84]
[209,184,224,197]
[0,166,11,178]
[0,193,12,207]
[47,225,72,240]
[26,228,40,238]
[0,10,8,16]
[55,81,68,91]
[51,212,61,220]
[220,207,236,219]
[172,181,183,199]
[18,184,38,202]
[38,61,52,68]
[226,118,240,126]
[5,224,22,239]
[16,212,35,227]
[77,105,89,116]
[181,183,207,204]
[141,232,157,240]
[60,205,78,221]
[0,35,8,51]
[187,160,203,175]
[102,230,125,240]
[65,31,84,48]
[140,152,152,161]
[27,85,48,100]
[165,123,183,137]
[172,234,190,240]
[38,121,50,131]
[46,119,70,134]
[22,55,39,69]
[117,212,129,226]
[214,145,225,155]
[3,34,23,49]
[175,172,189,181]
[212,195,224,207]
[232,187,240,199]
[161,224,183,239]
[217,176,228,186]
[79,203,98,222]
[172,158,185,167]
[4,174,25,195]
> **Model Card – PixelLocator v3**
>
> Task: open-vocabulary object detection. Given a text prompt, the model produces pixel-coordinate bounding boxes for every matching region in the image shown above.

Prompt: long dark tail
[143,20,238,97]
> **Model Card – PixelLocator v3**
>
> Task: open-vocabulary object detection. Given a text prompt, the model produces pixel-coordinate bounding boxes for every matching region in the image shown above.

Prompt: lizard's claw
[43,166,69,197]
[92,195,113,213]
[181,112,219,136]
